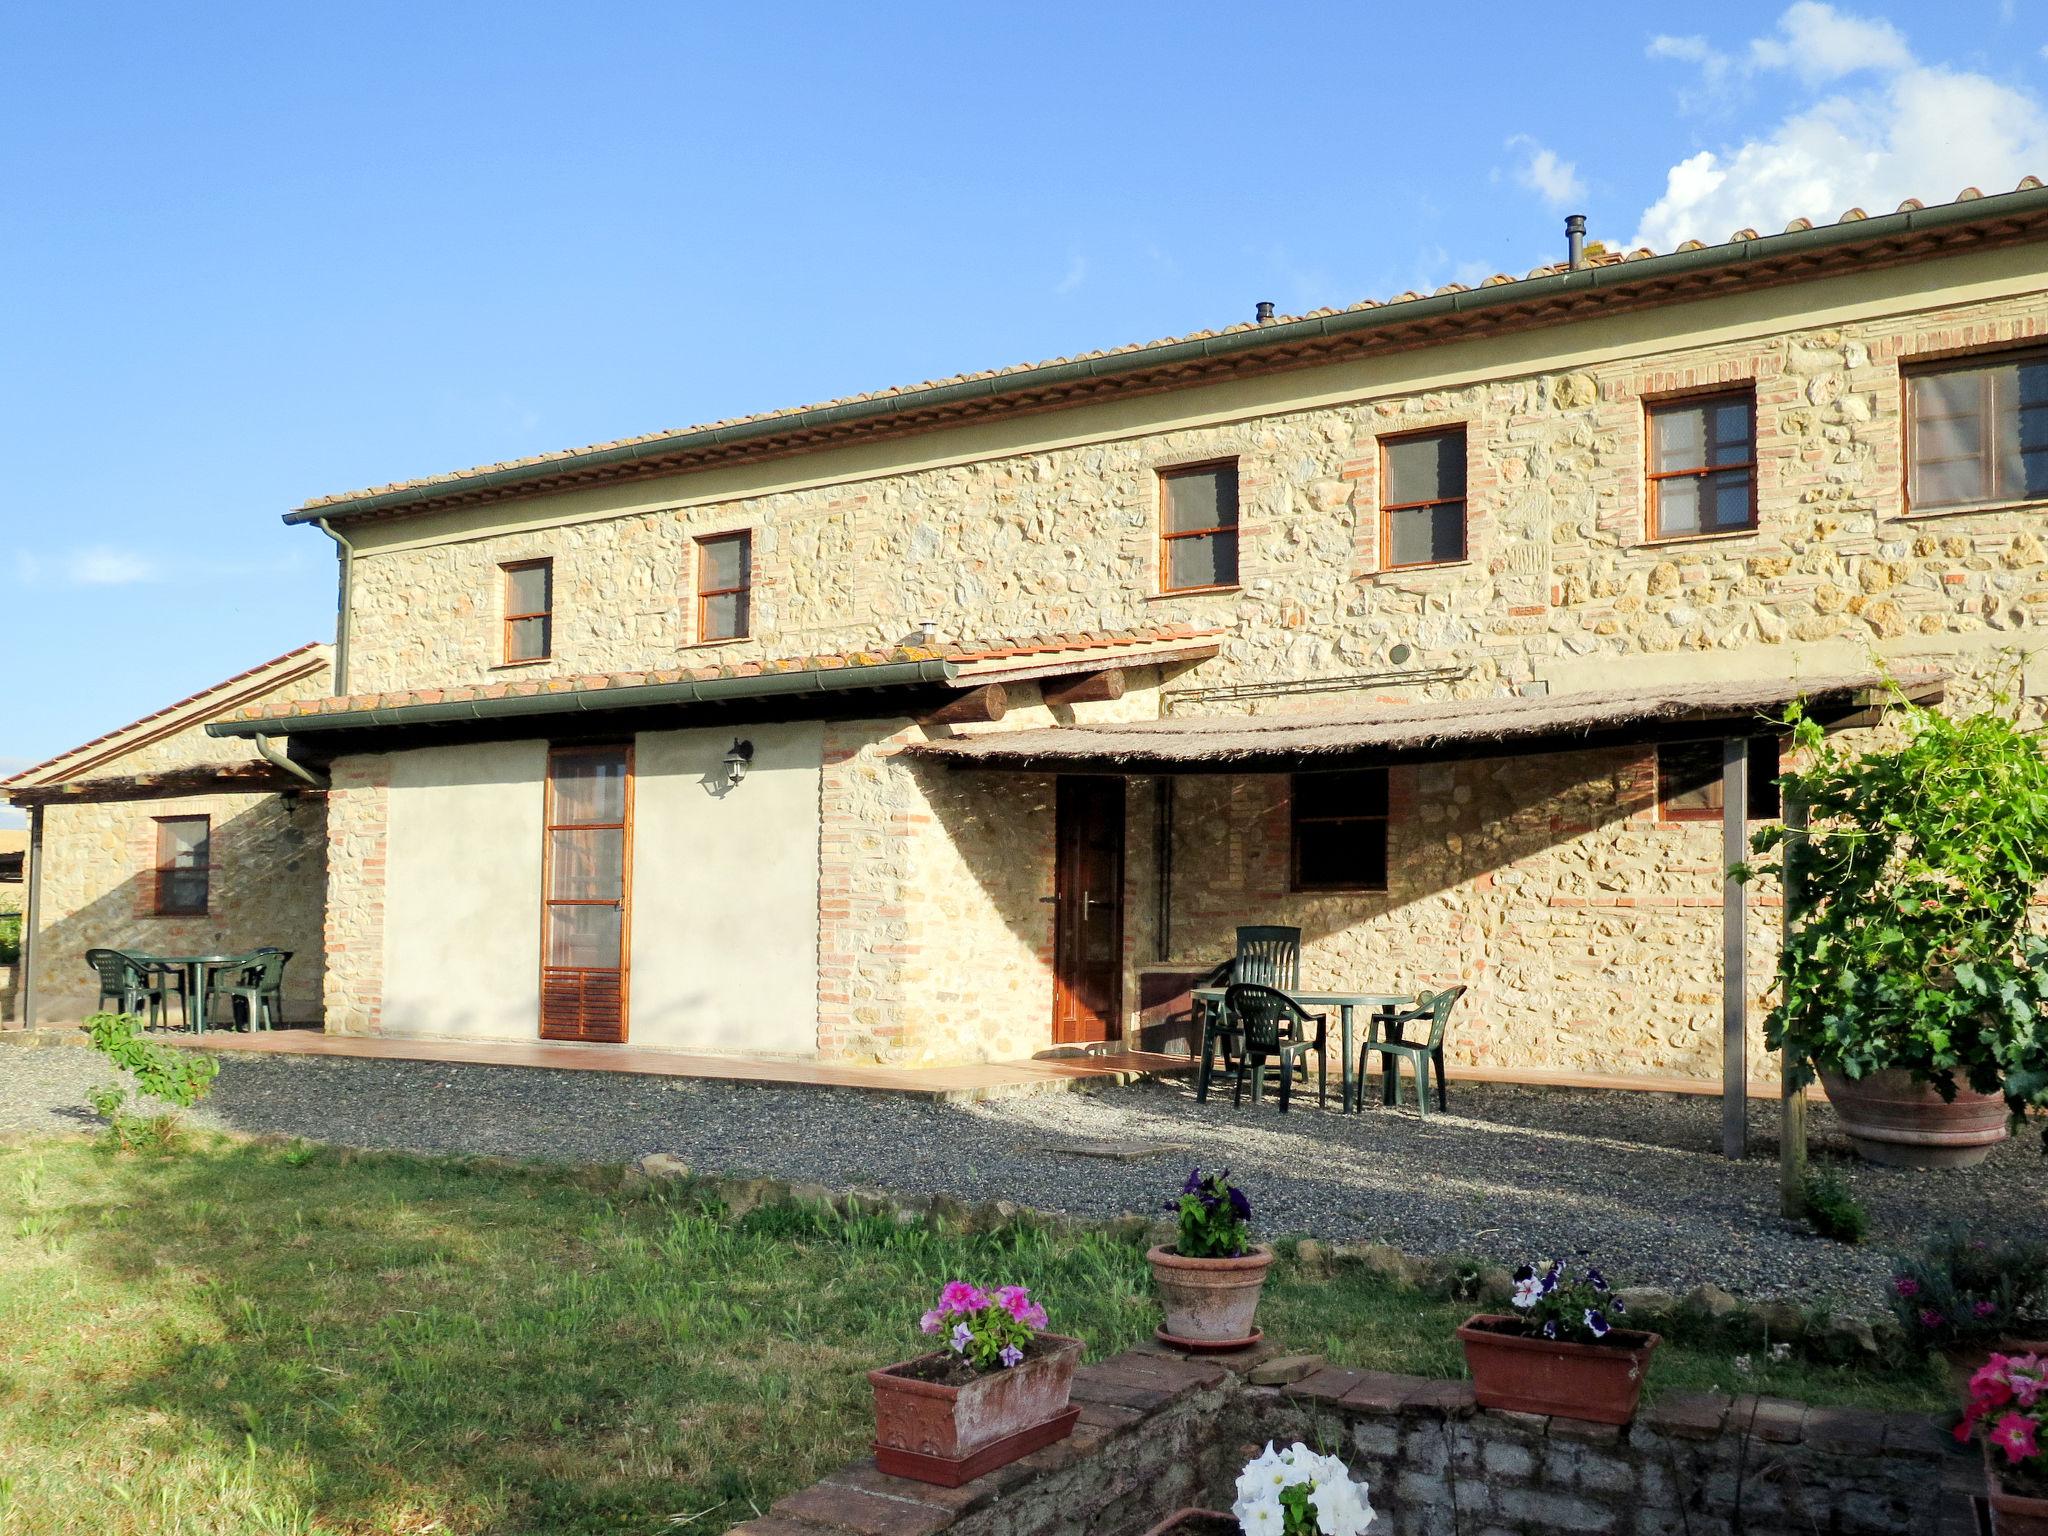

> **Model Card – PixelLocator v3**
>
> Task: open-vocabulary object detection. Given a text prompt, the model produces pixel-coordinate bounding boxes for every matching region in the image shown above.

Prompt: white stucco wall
[381,740,545,1038]
[629,722,821,1054]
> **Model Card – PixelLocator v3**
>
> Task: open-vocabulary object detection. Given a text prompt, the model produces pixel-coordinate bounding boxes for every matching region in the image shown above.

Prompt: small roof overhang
[903,671,1945,774]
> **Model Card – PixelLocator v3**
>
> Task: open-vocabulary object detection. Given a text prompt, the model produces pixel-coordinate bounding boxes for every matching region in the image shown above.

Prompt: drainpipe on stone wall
[252,733,329,791]
[315,517,355,695]
[13,806,43,1028]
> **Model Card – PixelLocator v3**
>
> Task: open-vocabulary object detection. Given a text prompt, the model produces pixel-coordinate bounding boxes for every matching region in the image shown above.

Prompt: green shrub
[83,1011,221,1150]
[1802,1170,1869,1245]
[0,913,19,966]
[1887,1226,2048,1352]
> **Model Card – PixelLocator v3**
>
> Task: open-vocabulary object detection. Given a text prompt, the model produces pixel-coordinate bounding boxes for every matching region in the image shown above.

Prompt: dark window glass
[155,816,210,915]
[503,560,553,662]
[1383,428,1467,567]
[1160,464,1239,591]
[1648,393,1757,538]
[696,531,752,642]
[1290,769,1390,891]
[1908,352,2048,510]
[1658,737,1782,821]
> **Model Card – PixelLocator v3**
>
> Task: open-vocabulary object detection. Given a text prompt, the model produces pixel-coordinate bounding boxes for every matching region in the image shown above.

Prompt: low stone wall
[734,1347,1978,1536]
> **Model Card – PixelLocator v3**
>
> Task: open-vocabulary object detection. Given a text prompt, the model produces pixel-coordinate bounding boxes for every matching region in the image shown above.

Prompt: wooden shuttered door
[540,743,633,1043]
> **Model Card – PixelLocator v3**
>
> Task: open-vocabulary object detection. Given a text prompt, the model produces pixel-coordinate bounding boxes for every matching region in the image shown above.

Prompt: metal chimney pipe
[1565,214,1588,271]
[1254,300,1275,324]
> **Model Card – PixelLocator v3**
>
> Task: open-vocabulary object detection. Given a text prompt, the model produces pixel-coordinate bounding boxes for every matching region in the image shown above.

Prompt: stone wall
[733,1347,1971,1536]
[26,791,328,1026]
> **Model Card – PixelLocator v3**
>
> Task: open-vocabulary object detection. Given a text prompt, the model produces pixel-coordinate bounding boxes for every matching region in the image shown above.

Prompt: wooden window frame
[1288,769,1390,894]
[1657,737,1783,824]
[1645,389,1759,541]
[502,558,553,664]
[1157,459,1241,595]
[694,530,753,643]
[1903,345,2048,514]
[1379,424,1469,570]
[153,814,210,916]
[539,741,634,1043]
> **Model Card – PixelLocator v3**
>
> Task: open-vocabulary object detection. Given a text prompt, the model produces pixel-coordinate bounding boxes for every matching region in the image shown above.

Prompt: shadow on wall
[28,794,328,1027]
[916,743,1769,1080]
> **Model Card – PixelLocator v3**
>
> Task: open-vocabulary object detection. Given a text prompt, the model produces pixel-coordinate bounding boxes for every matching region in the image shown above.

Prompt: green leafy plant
[0,914,20,967]
[1168,1167,1253,1258]
[1740,696,2048,1146]
[83,1011,221,1150]
[1801,1170,1869,1245]
[1889,1226,2048,1351]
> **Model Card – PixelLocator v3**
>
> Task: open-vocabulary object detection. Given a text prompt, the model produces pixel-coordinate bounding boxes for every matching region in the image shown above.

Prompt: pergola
[907,669,1946,1168]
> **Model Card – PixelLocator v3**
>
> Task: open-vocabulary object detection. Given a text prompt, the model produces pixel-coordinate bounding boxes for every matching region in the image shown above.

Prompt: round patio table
[138,953,248,1034]
[1190,987,1413,1112]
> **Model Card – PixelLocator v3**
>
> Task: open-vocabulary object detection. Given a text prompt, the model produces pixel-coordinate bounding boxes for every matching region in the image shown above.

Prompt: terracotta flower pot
[1149,1244,1273,1349]
[1985,1443,2048,1536]
[1457,1314,1662,1425]
[1820,1068,2008,1169]
[868,1333,1082,1487]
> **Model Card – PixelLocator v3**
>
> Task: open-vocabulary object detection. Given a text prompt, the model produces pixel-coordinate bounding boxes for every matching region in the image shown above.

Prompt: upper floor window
[502,558,553,663]
[1382,427,1467,568]
[154,815,210,915]
[1159,461,1239,593]
[1290,768,1389,892]
[695,531,752,642]
[1906,349,2048,512]
[1657,737,1782,823]
[1647,392,1756,539]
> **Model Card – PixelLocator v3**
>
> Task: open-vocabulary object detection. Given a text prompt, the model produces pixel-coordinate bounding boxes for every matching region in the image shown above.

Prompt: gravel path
[5,1043,2040,1306]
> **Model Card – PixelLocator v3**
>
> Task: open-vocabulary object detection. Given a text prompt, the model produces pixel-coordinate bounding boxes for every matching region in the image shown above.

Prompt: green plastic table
[135,953,246,1034]
[1191,987,1413,1112]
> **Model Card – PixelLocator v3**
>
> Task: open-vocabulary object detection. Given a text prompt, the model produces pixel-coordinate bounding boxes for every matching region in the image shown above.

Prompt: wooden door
[540,743,633,1043]
[1052,776,1125,1044]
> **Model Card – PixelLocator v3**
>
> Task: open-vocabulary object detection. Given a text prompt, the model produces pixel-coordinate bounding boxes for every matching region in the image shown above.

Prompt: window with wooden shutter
[539,744,631,1042]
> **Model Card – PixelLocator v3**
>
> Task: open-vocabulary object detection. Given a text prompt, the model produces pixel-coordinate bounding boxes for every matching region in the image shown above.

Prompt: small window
[503,559,553,663]
[695,531,752,642]
[1657,737,1783,822]
[154,816,210,915]
[1290,769,1389,892]
[1160,462,1239,593]
[1647,392,1757,539]
[1906,349,2048,512]
[1382,427,1467,568]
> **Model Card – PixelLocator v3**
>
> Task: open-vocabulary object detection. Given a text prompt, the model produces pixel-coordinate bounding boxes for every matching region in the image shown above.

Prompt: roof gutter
[204,657,958,739]
[314,518,355,693]
[286,186,2048,528]
[252,733,331,789]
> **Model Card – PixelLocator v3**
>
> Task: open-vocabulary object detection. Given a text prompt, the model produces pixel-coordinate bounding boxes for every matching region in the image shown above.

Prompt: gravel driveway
[5,1043,2039,1306]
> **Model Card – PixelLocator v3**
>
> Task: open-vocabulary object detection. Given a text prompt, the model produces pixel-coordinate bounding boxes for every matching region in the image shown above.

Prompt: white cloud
[1636,4,2048,249]
[66,546,156,585]
[1507,135,1586,207]
[1748,1,1911,85]
[1649,32,1733,85]
[1053,253,1088,296]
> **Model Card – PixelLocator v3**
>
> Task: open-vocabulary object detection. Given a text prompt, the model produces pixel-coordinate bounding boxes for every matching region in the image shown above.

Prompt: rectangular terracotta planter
[1457,1314,1661,1425]
[869,1333,1083,1487]
[1987,1444,2048,1536]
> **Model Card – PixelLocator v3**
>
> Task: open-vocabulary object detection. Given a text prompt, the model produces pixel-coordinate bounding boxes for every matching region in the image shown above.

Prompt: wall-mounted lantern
[721,738,756,789]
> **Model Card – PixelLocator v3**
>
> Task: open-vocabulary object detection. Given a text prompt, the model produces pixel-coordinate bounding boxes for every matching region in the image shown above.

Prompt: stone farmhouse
[9,182,2048,1097]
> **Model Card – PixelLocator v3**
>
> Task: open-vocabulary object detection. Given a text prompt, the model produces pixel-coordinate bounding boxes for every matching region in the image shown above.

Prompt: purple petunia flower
[951,1322,973,1353]
[1542,1320,1559,1340]
[999,1344,1024,1368]
[1228,1186,1252,1221]
[920,1309,944,1335]
[1920,1309,1946,1330]
[1584,1308,1611,1339]
[1586,1268,1608,1293]
[1894,1276,1920,1299]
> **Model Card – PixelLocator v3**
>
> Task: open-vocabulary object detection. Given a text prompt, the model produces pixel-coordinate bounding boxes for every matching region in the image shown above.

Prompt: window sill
[1147,585,1241,601]
[492,657,553,671]
[1897,497,2048,523]
[1638,527,1761,550]
[679,635,752,651]
[1369,559,1474,577]
[1290,886,1391,896]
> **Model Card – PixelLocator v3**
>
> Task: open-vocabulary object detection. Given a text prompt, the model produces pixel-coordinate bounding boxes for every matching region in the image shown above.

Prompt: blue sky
[4,1,2044,821]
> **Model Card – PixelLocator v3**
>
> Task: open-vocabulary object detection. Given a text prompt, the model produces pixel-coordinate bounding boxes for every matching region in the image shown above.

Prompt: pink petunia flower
[1972,1359,2017,1411]
[2014,1373,2043,1409]
[1893,1276,1920,1298]
[1920,1309,1946,1330]
[1975,1301,2001,1320]
[939,1281,990,1315]
[920,1309,944,1335]
[1989,1412,2040,1464]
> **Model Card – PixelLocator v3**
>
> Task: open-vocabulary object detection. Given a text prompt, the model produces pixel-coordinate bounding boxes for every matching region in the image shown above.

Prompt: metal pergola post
[1722,737,1749,1160]
[1779,792,1810,1213]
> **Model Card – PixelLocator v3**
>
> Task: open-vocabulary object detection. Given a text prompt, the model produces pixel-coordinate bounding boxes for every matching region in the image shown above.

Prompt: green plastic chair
[1359,985,1468,1116]
[208,950,288,1031]
[85,948,170,1028]
[1214,982,1329,1113]
[1232,926,1301,989]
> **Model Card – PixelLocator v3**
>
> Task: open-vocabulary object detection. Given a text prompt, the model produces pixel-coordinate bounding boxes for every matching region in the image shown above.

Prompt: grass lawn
[0,1132,1945,1536]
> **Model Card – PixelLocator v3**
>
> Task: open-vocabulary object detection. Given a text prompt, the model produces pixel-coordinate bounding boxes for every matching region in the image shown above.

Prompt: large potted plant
[1890,1228,2048,1387]
[1456,1258,1660,1424]
[1744,701,2048,1167]
[869,1281,1082,1486]
[1141,1441,1376,1536]
[1150,1169,1272,1351]
[1955,1352,2048,1534]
